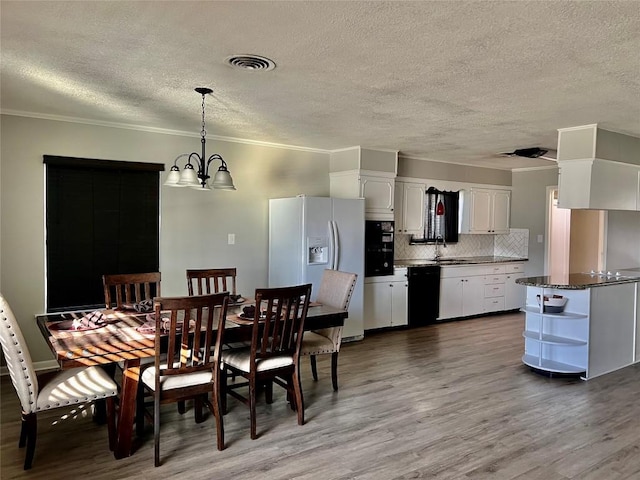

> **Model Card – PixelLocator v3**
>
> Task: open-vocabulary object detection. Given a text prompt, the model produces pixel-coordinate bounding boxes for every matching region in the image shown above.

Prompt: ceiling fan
[499,147,557,161]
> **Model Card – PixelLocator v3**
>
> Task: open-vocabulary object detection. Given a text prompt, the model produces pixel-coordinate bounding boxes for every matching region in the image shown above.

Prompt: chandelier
[164,87,236,190]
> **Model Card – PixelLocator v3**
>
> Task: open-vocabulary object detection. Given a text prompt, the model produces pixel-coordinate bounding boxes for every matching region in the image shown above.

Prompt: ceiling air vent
[225,55,276,72]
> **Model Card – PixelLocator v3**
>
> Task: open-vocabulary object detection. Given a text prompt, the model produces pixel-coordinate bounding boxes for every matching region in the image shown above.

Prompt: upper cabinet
[331,171,396,220]
[360,174,396,218]
[556,124,640,211]
[395,181,425,234]
[461,188,511,234]
[330,148,398,220]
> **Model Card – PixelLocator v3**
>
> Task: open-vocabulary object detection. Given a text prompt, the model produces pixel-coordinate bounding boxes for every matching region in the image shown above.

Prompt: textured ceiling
[1,1,639,170]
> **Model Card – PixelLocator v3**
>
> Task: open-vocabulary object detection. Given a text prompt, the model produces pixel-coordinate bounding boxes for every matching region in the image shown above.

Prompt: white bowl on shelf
[536,295,568,313]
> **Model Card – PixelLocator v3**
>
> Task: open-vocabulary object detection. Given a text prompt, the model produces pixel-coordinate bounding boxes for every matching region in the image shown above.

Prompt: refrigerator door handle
[328,221,336,270]
[332,220,340,270]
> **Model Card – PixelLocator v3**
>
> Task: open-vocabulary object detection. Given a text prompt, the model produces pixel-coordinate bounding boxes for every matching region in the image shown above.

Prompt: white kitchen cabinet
[461,188,511,234]
[504,263,526,310]
[360,174,395,219]
[463,275,486,316]
[483,273,506,313]
[395,182,425,234]
[439,277,464,319]
[439,263,524,320]
[364,269,408,330]
[330,171,396,220]
[438,265,487,320]
[492,190,511,233]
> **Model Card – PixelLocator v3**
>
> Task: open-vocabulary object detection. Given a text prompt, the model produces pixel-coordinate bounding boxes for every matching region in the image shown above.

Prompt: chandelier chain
[200,93,207,140]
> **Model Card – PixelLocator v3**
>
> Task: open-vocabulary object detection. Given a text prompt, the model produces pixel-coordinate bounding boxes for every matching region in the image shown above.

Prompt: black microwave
[365,221,394,277]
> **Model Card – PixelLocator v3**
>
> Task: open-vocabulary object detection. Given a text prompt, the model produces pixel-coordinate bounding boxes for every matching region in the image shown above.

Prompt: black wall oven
[365,220,394,277]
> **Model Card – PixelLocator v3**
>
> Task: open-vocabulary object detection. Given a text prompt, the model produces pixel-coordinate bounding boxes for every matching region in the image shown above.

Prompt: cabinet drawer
[440,265,486,278]
[484,297,505,312]
[485,264,506,275]
[484,284,505,298]
[484,274,506,285]
[505,263,524,274]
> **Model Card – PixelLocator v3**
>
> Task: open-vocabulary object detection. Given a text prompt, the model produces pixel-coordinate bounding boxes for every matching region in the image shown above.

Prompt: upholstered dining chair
[187,268,237,296]
[222,284,311,440]
[139,293,228,466]
[300,269,357,391]
[0,293,118,470]
[102,272,161,310]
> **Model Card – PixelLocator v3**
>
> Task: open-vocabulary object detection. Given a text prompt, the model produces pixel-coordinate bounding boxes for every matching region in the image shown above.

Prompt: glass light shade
[164,168,181,186]
[177,164,199,186]
[212,169,236,190]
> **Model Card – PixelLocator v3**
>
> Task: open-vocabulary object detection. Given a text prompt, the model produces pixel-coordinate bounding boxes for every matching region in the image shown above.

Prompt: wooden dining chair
[300,270,357,391]
[139,293,229,466]
[222,283,311,440]
[0,294,118,470]
[186,268,236,296]
[102,272,161,309]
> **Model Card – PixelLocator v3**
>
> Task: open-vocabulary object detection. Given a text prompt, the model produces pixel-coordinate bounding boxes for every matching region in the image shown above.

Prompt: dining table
[36,301,348,459]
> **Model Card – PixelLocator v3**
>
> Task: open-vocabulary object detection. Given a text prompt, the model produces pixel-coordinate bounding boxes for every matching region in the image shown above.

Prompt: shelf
[521,306,589,319]
[522,354,586,374]
[522,331,588,346]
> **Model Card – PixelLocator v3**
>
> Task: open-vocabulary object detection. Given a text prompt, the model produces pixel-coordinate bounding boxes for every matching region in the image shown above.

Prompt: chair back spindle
[186,268,237,296]
[103,272,161,309]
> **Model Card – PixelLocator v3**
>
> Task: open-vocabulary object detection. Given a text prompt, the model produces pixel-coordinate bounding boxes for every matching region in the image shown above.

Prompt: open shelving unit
[521,287,590,376]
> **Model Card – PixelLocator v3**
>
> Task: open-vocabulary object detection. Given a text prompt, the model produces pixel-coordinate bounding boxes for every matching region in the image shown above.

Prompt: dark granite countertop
[394,256,528,268]
[516,272,640,289]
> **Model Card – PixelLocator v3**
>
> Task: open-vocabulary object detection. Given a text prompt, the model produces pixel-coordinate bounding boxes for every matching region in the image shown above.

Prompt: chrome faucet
[433,235,447,260]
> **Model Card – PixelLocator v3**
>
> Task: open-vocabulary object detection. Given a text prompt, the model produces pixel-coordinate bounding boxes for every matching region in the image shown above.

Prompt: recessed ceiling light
[225,54,276,72]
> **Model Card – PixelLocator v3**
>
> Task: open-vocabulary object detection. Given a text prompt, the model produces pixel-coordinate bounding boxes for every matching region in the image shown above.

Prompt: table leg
[114,358,141,459]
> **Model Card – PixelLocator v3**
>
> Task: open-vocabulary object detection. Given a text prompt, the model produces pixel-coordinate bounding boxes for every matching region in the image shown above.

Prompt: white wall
[512,167,640,276]
[511,167,560,276]
[606,210,640,270]
[0,114,330,363]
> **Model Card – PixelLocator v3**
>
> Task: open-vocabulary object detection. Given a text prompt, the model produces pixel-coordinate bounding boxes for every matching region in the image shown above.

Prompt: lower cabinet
[439,263,525,320]
[364,269,408,330]
[439,270,485,319]
[504,263,526,310]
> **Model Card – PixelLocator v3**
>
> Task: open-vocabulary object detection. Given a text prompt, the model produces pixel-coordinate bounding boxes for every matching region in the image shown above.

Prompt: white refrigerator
[268,196,365,340]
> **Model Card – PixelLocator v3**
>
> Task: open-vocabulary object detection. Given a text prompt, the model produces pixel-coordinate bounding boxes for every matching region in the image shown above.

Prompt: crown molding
[1,109,331,154]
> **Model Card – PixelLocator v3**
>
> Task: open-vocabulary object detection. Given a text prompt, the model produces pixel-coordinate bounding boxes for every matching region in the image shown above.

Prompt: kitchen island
[516,272,640,379]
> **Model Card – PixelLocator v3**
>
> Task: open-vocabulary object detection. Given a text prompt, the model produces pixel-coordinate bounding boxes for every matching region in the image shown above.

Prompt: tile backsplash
[395,228,529,260]
[494,228,529,258]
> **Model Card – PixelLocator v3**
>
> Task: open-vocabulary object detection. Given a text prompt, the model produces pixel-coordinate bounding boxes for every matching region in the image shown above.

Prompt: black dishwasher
[408,266,441,326]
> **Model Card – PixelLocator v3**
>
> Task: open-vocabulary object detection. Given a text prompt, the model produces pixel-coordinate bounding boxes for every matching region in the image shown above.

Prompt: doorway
[545,187,606,277]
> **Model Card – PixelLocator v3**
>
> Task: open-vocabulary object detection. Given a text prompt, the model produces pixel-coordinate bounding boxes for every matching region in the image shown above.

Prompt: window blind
[45,156,163,312]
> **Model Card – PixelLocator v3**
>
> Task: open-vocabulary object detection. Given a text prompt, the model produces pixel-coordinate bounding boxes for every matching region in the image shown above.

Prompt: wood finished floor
[2,312,639,479]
